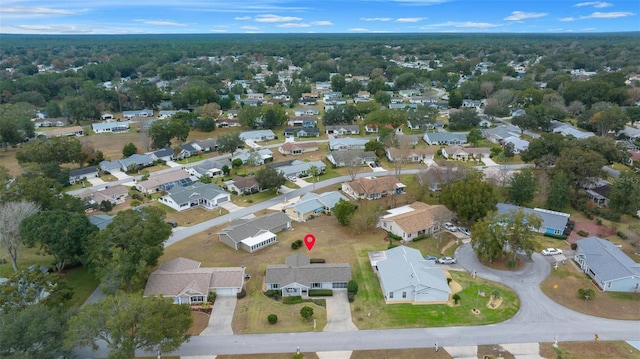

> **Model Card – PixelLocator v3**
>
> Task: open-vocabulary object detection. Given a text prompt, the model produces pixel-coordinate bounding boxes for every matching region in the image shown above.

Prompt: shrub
[447,278,452,284]
[283,296,303,305]
[300,306,314,319]
[596,219,602,225]
[578,288,595,300]
[291,239,303,249]
[577,230,589,237]
[571,243,577,250]
[236,287,247,299]
[265,290,279,298]
[308,289,333,296]
[267,314,278,324]
[207,292,217,303]
[347,280,359,294]
[452,293,461,304]
[387,232,402,241]
[617,231,628,240]
[544,233,568,240]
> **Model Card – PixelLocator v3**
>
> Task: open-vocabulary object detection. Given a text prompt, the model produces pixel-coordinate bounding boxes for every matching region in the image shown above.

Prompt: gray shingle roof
[376,246,450,293]
[220,212,291,244]
[167,182,227,204]
[496,203,569,232]
[69,166,99,177]
[265,254,351,287]
[576,237,640,282]
[287,191,349,215]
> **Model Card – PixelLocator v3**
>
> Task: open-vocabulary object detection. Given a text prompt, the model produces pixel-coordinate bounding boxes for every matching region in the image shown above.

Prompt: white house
[265,254,351,297]
[158,182,230,211]
[239,129,276,142]
[92,121,130,134]
[369,246,451,304]
[422,132,468,146]
[328,137,370,151]
[283,191,349,222]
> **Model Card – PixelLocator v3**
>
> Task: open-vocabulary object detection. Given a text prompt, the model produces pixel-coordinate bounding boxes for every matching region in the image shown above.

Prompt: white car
[542,248,563,256]
[444,222,457,232]
[458,227,471,236]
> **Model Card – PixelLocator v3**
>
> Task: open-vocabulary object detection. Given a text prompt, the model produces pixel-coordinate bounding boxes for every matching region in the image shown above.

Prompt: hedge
[544,233,568,240]
[282,296,303,305]
[308,289,333,296]
[388,232,402,241]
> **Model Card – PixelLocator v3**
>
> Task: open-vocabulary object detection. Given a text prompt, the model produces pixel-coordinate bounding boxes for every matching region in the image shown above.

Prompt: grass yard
[0,147,23,176]
[60,267,99,308]
[231,190,280,207]
[161,214,518,334]
[541,261,640,320]
[0,245,55,277]
[539,341,640,359]
[188,311,210,335]
[148,202,228,226]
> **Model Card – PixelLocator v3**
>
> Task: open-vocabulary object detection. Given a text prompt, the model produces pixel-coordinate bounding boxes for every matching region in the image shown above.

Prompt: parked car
[166,221,178,228]
[458,227,471,236]
[443,222,457,232]
[542,248,563,256]
[424,255,438,261]
[375,161,381,167]
[288,176,297,182]
[437,256,457,264]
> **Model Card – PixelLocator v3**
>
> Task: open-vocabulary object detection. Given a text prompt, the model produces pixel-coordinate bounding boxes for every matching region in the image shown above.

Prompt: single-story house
[150,147,174,162]
[328,137,370,151]
[43,126,84,138]
[575,237,640,293]
[76,185,129,206]
[232,149,273,165]
[586,183,612,207]
[287,116,317,127]
[278,141,319,156]
[378,202,453,241]
[385,148,435,163]
[123,109,154,119]
[239,130,276,142]
[218,212,291,253]
[284,127,320,138]
[369,246,450,304]
[88,214,114,230]
[225,176,260,194]
[325,125,360,135]
[503,136,530,154]
[135,169,193,194]
[144,257,245,304]
[216,118,241,128]
[422,132,468,146]
[482,126,521,144]
[34,117,66,128]
[100,113,114,121]
[189,138,218,152]
[496,203,570,235]
[92,121,130,134]
[172,143,198,160]
[326,150,376,167]
[159,182,229,211]
[342,176,406,200]
[99,154,154,173]
[441,145,491,161]
[69,166,99,184]
[271,160,326,179]
[265,254,351,297]
[283,191,349,222]
[294,108,320,117]
[364,124,379,133]
[158,110,189,119]
[188,159,231,179]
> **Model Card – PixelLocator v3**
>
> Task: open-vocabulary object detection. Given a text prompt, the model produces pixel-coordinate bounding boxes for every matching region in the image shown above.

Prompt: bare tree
[345,152,362,181]
[0,201,40,271]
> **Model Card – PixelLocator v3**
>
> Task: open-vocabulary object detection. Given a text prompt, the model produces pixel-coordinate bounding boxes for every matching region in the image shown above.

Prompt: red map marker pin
[304,234,316,251]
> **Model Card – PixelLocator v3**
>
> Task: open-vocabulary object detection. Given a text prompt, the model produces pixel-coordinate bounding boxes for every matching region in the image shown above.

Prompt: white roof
[241,230,276,247]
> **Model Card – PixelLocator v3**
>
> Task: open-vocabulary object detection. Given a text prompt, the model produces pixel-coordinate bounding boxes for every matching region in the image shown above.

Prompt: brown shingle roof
[384,202,453,234]
[347,176,403,196]
[280,141,318,151]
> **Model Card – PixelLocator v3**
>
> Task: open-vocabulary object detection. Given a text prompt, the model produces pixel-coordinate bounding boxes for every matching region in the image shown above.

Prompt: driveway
[87,177,105,185]
[323,291,357,332]
[109,170,130,180]
[481,157,498,166]
[200,296,237,336]
[220,201,243,213]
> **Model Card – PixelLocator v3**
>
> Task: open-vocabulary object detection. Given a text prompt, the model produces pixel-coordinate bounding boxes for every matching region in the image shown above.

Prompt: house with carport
[369,246,451,304]
[265,254,351,297]
[278,141,319,156]
[158,182,229,211]
[283,191,349,222]
[574,237,640,293]
[68,166,99,184]
[218,212,291,253]
[378,202,453,241]
[144,257,245,304]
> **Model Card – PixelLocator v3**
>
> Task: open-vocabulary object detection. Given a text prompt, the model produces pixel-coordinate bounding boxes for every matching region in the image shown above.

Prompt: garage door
[216,288,236,296]
[217,196,229,203]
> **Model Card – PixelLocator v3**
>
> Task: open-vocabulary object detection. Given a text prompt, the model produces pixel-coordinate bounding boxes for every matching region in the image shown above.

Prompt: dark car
[166,221,178,228]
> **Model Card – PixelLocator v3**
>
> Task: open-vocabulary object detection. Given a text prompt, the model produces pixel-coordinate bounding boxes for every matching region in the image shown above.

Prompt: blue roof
[377,246,450,294]
[422,132,468,144]
[496,203,569,232]
[289,191,349,214]
[119,154,153,169]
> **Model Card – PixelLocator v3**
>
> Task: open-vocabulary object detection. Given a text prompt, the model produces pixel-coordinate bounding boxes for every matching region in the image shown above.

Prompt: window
[311,283,322,288]
[389,292,394,299]
[402,292,407,298]
[191,295,204,303]
[271,284,280,289]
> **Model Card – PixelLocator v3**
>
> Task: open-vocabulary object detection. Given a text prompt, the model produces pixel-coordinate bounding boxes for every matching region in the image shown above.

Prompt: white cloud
[504,11,548,21]
[349,28,371,32]
[574,2,613,8]
[234,16,251,20]
[559,17,576,22]
[422,21,502,29]
[311,20,333,26]
[582,27,597,31]
[11,24,93,33]
[210,29,228,33]
[255,14,302,23]
[361,17,393,21]
[396,17,427,23]
[580,11,634,19]
[277,23,311,28]
[135,19,187,26]
[241,25,259,30]
[0,6,79,18]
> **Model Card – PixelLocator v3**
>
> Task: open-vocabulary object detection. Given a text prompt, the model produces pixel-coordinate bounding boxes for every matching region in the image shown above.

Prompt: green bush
[265,290,280,298]
[347,280,358,294]
[617,231,628,240]
[308,289,333,296]
[300,306,314,319]
[544,233,568,240]
[267,314,278,324]
[283,296,303,305]
[571,243,577,250]
[388,232,402,241]
[577,230,589,237]
[452,293,461,304]
[291,239,303,249]
[207,292,216,303]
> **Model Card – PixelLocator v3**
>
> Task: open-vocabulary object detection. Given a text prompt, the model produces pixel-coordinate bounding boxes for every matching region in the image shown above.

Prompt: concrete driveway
[200,296,237,336]
[110,170,130,180]
[87,177,105,185]
[220,201,243,213]
[323,291,357,332]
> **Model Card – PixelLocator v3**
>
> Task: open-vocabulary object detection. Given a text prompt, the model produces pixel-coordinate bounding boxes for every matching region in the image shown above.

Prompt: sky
[1,0,638,35]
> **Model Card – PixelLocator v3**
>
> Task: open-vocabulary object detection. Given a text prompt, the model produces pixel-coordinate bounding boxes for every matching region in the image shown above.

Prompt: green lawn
[62,267,100,308]
[232,190,279,206]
